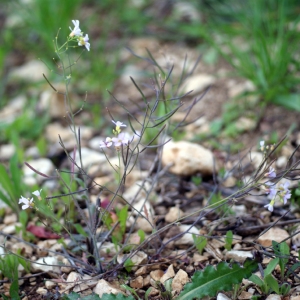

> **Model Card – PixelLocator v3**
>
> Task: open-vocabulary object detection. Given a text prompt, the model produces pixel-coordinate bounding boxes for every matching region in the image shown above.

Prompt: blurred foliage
[199,0,300,110]
[9,0,82,55]
[1,0,300,149]
[0,154,27,214]
[2,0,203,98]
[0,252,29,299]
[0,101,49,143]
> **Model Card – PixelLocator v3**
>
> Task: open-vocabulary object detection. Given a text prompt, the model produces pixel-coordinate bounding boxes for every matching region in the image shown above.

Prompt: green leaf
[137,229,145,244]
[224,230,233,251]
[6,254,19,279]
[287,261,300,276]
[273,240,289,257]
[192,234,207,255]
[0,164,16,206]
[124,258,134,272]
[117,205,128,233]
[19,211,28,227]
[280,282,291,296]
[203,47,219,65]
[264,274,280,294]
[177,258,259,299]
[9,154,22,200]
[9,280,20,300]
[100,293,134,300]
[63,292,101,299]
[210,119,223,136]
[103,212,113,229]
[145,287,152,300]
[279,242,290,257]
[249,274,264,287]
[120,284,140,299]
[36,135,47,156]
[265,258,279,276]
[16,249,30,273]
[73,224,88,238]
[273,241,290,280]
[273,94,300,111]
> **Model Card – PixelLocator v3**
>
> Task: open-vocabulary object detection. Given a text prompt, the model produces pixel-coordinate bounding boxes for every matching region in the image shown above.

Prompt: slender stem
[54,37,103,273]
[117,151,121,185]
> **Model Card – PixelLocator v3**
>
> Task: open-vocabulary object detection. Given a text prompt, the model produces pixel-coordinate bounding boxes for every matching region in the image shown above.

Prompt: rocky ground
[1,37,300,300]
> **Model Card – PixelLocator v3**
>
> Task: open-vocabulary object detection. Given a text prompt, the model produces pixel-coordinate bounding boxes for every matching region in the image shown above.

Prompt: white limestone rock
[217,293,232,300]
[184,74,216,94]
[174,225,199,246]
[171,269,189,293]
[0,144,16,160]
[9,60,48,82]
[31,256,61,273]
[117,251,148,271]
[165,207,184,223]
[225,250,253,263]
[258,227,290,247]
[93,279,124,297]
[0,95,27,123]
[69,147,107,170]
[162,141,215,176]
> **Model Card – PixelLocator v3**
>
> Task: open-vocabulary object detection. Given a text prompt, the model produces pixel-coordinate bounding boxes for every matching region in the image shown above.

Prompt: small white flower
[78,34,90,51]
[69,20,82,37]
[112,120,127,134]
[19,196,34,210]
[32,189,42,197]
[112,121,126,128]
[264,201,274,212]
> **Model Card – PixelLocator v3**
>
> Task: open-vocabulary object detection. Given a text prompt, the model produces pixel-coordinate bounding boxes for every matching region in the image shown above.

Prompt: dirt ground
[2,38,300,299]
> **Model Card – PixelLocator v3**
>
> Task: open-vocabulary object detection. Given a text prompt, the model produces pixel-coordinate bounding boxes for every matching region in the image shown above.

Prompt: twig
[215,218,300,235]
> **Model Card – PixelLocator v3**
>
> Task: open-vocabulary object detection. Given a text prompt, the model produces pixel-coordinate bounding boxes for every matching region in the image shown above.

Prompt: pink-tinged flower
[280,181,290,192]
[112,132,130,147]
[19,196,34,210]
[99,137,113,148]
[122,132,136,143]
[265,182,277,200]
[32,189,42,197]
[283,191,291,204]
[69,20,82,37]
[99,141,106,148]
[78,34,90,51]
[265,167,276,178]
[264,201,274,212]
[279,182,291,204]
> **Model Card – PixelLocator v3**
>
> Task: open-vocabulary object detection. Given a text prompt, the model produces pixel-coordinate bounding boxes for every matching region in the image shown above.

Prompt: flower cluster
[99,121,134,150]
[19,189,42,210]
[69,20,90,51]
[263,167,291,212]
[260,140,274,153]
